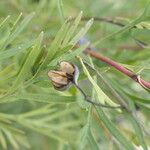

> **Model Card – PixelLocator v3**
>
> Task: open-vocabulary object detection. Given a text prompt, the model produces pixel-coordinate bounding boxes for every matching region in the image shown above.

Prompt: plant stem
[85,48,150,89]
[73,83,123,109]
[81,17,149,48]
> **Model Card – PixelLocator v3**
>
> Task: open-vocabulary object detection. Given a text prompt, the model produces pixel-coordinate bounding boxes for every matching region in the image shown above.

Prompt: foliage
[0,0,150,150]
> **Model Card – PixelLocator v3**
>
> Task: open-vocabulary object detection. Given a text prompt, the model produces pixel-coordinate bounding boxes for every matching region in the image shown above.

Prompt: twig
[85,48,150,89]
[82,17,125,27]
[73,82,123,109]
[81,17,149,49]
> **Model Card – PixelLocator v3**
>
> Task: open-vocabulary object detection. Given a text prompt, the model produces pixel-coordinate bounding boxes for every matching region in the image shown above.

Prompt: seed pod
[48,61,79,91]
[60,61,75,75]
[48,70,70,90]
[60,61,79,84]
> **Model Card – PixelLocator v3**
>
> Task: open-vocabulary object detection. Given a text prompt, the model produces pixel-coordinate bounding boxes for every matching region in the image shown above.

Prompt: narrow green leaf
[126,113,148,150]
[53,45,73,58]
[0,130,7,150]
[92,117,108,143]
[125,99,148,150]
[57,0,65,23]
[96,107,135,150]
[42,19,71,67]
[36,0,47,14]
[88,129,99,150]
[5,13,35,46]
[10,13,23,32]
[48,44,73,66]
[0,95,18,103]
[49,43,89,66]
[62,11,83,46]
[79,57,118,106]
[78,124,90,150]
[18,123,67,144]
[8,32,43,93]
[19,105,55,118]
[16,93,76,104]
[44,107,77,122]
[14,134,30,149]
[62,43,89,61]
[125,92,150,104]
[0,13,34,51]
[2,128,19,150]
[78,107,92,150]
[69,18,93,45]
[0,64,14,77]
[0,40,34,61]
[136,22,150,29]
[142,1,150,17]
[0,15,10,29]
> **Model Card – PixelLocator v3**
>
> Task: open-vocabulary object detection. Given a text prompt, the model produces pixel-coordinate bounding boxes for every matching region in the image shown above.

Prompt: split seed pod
[48,61,79,91]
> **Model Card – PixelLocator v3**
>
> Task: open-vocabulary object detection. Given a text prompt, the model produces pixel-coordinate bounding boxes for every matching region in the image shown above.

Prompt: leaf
[48,44,73,66]
[43,19,71,66]
[10,13,23,32]
[2,128,19,150]
[14,134,30,149]
[62,43,89,61]
[124,92,150,104]
[79,57,118,106]
[49,43,89,66]
[78,124,90,150]
[47,109,77,122]
[125,99,148,150]
[57,0,65,23]
[7,32,43,94]
[78,107,99,150]
[62,11,83,46]
[126,112,148,150]
[0,15,10,30]
[4,13,35,47]
[0,40,34,61]
[52,45,73,58]
[0,130,7,150]
[96,107,135,150]
[18,105,55,118]
[0,120,32,149]
[136,22,150,30]
[88,129,99,150]
[16,93,76,104]
[0,95,18,103]
[92,117,109,143]
[69,18,93,45]
[0,64,14,77]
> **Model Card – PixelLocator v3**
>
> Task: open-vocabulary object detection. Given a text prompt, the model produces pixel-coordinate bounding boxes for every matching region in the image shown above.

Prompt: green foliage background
[0,0,149,150]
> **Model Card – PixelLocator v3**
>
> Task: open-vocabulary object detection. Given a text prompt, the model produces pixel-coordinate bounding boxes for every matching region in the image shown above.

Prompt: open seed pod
[48,61,79,91]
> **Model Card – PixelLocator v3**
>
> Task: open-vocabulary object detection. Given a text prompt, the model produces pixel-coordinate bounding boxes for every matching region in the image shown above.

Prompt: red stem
[85,49,150,89]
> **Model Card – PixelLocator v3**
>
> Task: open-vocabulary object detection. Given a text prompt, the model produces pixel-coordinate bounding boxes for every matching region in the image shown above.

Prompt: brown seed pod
[48,61,79,91]
[48,71,69,90]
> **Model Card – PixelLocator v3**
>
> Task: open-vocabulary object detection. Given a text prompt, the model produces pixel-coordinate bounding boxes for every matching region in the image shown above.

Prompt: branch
[81,17,149,49]
[85,48,150,89]
[82,17,125,27]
